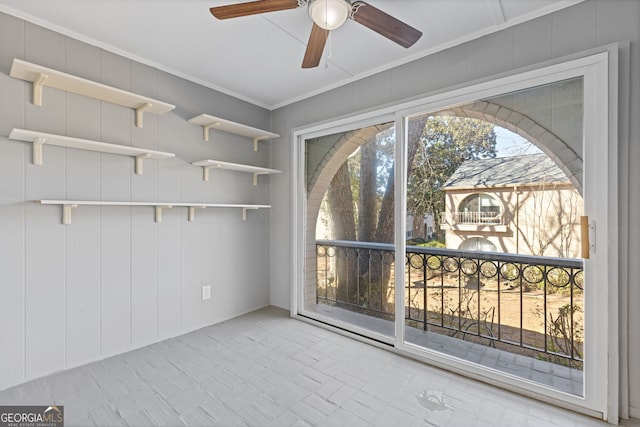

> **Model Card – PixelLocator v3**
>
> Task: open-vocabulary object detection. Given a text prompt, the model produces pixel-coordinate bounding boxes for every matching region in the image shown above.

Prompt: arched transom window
[459,237,498,252]
[457,193,502,224]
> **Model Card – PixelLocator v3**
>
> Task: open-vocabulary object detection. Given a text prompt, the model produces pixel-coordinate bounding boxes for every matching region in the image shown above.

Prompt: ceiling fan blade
[302,23,329,69]
[350,1,422,48]
[210,0,300,20]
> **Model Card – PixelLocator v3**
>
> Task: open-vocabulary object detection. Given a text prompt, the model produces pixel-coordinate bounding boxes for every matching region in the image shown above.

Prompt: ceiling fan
[210,0,423,68]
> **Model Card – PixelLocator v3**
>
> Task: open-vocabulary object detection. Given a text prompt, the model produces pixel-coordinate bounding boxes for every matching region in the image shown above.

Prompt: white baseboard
[629,406,640,420]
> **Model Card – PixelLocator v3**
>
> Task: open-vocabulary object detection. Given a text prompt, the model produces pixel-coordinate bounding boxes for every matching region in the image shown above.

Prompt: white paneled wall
[1,0,638,418]
[268,0,640,416]
[0,12,273,390]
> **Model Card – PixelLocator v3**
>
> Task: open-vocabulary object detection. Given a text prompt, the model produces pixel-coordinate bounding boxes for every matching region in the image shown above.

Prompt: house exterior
[407,212,435,240]
[440,154,583,258]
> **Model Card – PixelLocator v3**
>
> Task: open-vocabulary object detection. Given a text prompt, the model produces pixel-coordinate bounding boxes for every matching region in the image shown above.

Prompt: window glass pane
[304,121,396,339]
[404,77,585,396]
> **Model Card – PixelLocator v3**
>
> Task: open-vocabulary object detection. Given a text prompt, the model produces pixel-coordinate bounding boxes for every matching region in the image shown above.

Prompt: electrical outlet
[202,285,211,300]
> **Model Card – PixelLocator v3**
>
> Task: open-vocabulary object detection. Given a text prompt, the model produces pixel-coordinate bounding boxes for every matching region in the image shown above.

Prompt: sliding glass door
[300,118,397,342]
[401,78,586,395]
[294,51,614,420]
[394,53,612,418]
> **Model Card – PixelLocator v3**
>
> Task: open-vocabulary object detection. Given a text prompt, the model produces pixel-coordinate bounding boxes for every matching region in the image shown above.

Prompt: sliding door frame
[392,50,615,420]
[291,47,618,421]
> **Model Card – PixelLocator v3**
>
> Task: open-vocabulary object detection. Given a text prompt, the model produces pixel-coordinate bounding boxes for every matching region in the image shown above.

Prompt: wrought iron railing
[316,240,584,367]
[440,211,505,227]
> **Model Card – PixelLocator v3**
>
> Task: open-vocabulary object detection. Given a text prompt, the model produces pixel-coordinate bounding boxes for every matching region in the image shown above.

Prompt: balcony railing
[440,211,505,229]
[316,240,584,368]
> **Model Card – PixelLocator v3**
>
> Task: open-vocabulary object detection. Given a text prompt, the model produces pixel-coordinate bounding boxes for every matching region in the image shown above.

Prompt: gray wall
[269,0,639,415]
[1,0,638,417]
[0,13,273,389]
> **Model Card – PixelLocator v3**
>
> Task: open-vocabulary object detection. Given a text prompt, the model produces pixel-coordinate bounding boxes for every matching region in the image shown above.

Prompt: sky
[494,126,542,158]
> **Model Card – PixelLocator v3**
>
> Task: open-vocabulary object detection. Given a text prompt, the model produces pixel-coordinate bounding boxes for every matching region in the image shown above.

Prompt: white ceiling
[0,0,583,110]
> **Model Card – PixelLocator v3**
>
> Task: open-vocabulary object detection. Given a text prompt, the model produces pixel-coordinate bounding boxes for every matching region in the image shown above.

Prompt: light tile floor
[0,306,636,426]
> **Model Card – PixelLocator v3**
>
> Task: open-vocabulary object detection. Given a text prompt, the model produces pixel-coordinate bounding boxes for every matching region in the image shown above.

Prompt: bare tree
[518,177,582,258]
[323,116,497,312]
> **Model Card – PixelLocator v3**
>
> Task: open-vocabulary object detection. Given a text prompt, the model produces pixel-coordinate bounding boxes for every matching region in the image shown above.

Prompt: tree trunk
[358,138,377,243]
[374,164,395,244]
[406,117,427,178]
[327,162,357,304]
[374,118,428,310]
[374,117,426,244]
[328,162,356,241]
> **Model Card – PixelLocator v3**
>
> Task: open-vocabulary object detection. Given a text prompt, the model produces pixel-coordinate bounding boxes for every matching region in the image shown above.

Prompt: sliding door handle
[580,215,593,259]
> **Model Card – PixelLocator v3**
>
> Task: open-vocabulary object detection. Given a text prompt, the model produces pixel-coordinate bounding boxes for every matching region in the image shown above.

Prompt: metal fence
[316,240,584,366]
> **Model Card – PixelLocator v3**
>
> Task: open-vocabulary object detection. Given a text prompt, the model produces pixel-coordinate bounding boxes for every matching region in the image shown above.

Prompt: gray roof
[443,154,570,189]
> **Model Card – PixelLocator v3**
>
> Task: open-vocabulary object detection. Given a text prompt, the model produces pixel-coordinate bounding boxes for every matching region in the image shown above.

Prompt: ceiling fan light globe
[308,0,350,30]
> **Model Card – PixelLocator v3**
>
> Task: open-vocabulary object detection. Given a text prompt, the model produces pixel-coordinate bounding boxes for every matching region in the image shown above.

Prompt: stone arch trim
[304,123,391,308]
[302,104,582,306]
[306,123,393,235]
[449,101,583,195]
[307,102,582,225]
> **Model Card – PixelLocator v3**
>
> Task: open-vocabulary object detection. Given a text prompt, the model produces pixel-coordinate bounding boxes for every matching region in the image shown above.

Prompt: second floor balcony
[440,211,508,232]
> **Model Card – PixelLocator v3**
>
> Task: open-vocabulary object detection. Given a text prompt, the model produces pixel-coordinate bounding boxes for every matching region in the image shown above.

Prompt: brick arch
[447,101,583,195]
[306,123,393,242]
[303,107,582,307]
[304,123,391,307]
[308,102,581,223]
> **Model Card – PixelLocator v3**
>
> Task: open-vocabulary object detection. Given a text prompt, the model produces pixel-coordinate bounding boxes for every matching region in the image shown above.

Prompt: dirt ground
[317,263,584,364]
[403,276,584,353]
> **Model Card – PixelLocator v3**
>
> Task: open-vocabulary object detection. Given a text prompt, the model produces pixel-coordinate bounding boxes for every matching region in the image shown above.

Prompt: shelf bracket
[242,207,259,221]
[135,103,153,128]
[155,205,172,223]
[188,206,206,222]
[135,153,151,175]
[32,137,46,166]
[253,173,261,187]
[203,122,220,142]
[62,203,78,225]
[253,136,268,152]
[32,73,49,106]
[202,166,212,182]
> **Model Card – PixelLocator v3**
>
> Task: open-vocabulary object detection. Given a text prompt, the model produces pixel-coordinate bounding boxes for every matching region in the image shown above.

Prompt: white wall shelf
[188,114,279,151]
[10,58,175,128]
[9,128,175,175]
[38,200,270,224]
[191,159,281,185]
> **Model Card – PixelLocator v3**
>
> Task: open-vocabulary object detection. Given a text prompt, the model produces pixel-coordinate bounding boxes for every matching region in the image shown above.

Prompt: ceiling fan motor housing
[308,0,351,30]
